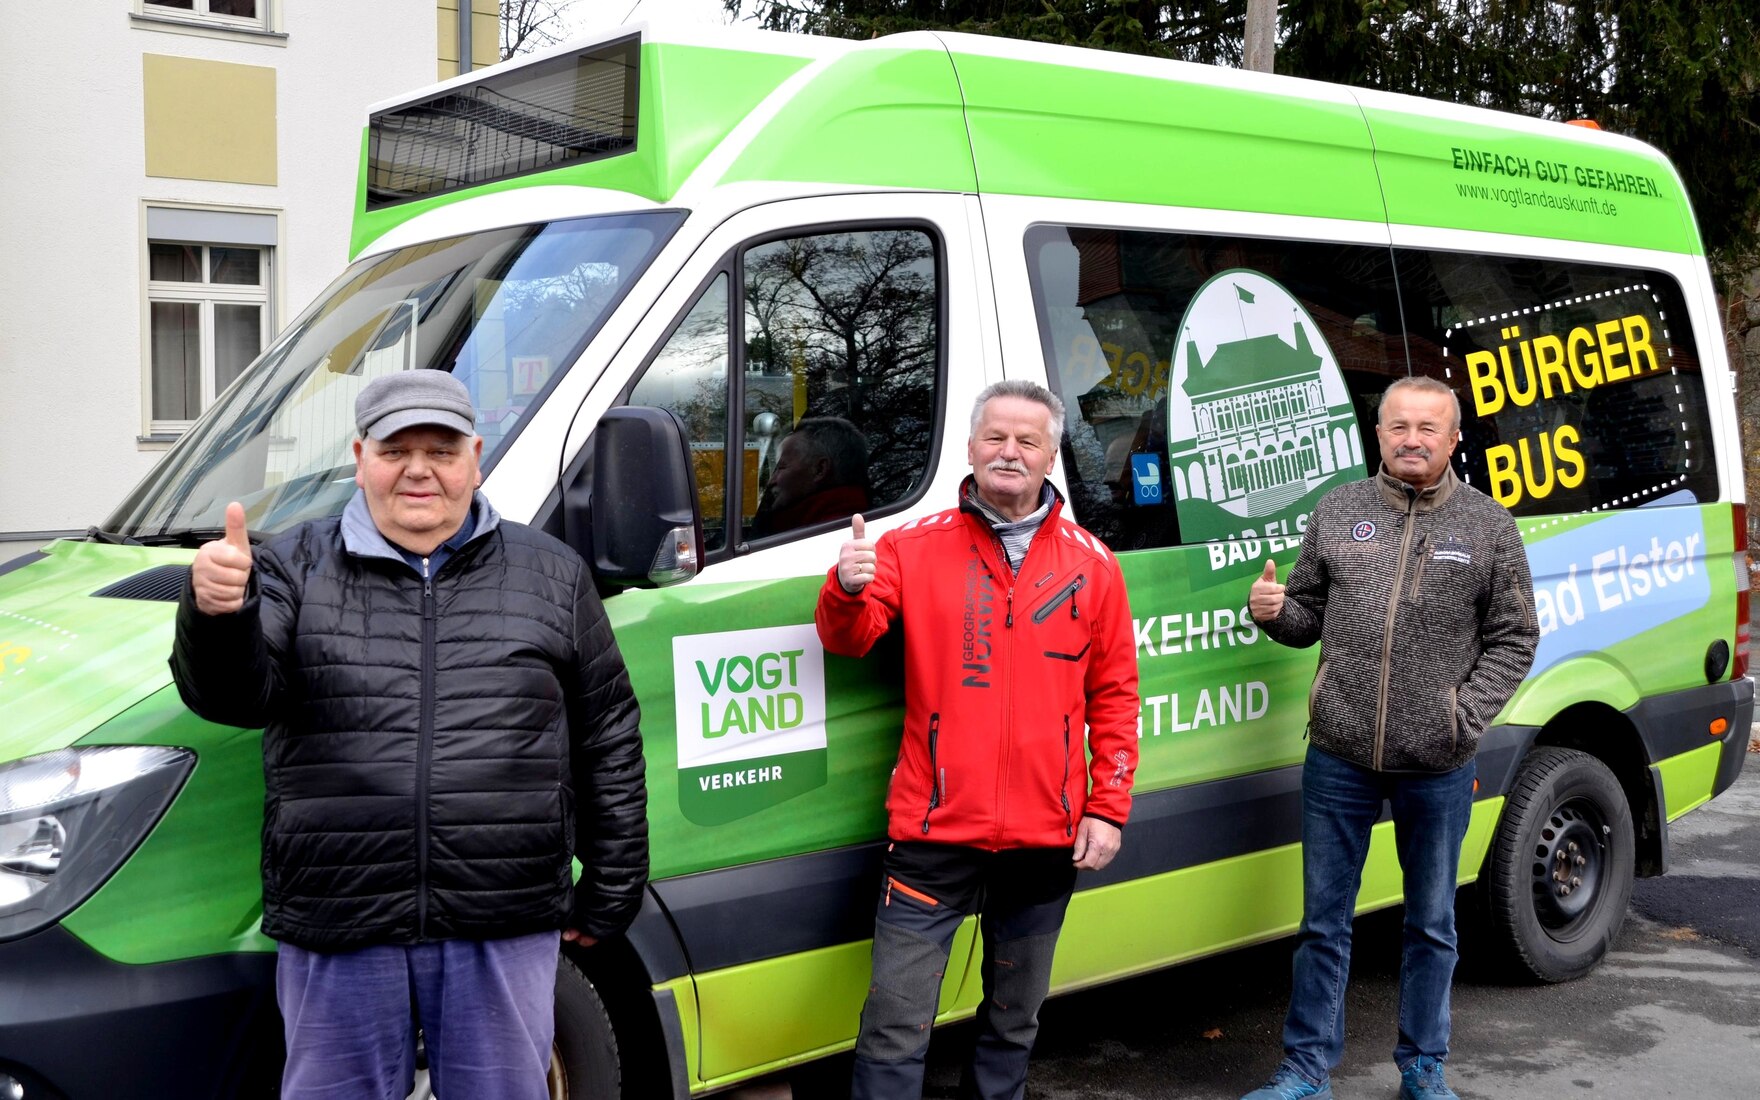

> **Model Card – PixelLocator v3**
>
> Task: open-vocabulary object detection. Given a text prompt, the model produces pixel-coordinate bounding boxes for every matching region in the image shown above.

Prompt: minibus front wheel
[551,955,621,1098]
[1480,747,1636,983]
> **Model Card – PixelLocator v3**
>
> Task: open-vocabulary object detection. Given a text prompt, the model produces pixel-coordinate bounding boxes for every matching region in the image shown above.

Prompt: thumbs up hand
[836,514,877,593]
[1248,558,1285,623]
[192,502,255,616]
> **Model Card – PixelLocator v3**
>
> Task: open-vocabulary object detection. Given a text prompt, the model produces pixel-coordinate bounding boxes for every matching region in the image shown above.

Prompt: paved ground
[762,737,1760,1099]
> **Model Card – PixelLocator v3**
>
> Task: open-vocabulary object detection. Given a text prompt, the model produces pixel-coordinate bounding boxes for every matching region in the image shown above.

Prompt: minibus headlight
[0,746,194,941]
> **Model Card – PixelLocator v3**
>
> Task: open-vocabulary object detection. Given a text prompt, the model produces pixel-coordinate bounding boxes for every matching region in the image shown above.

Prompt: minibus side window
[623,227,944,560]
[1027,225,1400,553]
[629,273,732,551]
[1393,251,1719,516]
[741,229,941,545]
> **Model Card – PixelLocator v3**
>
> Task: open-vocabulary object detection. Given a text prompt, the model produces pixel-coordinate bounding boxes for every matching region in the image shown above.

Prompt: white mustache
[987,459,1030,475]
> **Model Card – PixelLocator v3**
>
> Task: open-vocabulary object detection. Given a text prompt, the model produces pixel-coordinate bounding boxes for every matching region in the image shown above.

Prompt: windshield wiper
[85,527,143,546]
[130,528,249,549]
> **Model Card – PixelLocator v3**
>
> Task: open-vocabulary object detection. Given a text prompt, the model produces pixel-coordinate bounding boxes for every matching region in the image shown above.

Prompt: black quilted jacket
[1259,467,1538,773]
[170,493,647,951]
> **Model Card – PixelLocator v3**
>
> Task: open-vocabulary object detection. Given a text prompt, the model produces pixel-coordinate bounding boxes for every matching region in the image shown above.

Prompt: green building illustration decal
[1166,269,1365,543]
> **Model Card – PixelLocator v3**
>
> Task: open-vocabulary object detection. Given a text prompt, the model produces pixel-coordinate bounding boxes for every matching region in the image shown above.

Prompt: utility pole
[1244,0,1275,73]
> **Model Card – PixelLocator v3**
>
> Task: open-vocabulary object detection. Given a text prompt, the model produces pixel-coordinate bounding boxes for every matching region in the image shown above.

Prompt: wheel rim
[548,1045,567,1100]
[1529,794,1610,938]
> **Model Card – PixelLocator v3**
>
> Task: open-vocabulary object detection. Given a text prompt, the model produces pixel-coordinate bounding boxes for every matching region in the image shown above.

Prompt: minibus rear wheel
[551,956,620,1098]
[1480,746,1635,983]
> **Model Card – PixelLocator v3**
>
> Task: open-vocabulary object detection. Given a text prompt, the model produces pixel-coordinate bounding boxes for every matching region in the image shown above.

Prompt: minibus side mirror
[579,405,703,589]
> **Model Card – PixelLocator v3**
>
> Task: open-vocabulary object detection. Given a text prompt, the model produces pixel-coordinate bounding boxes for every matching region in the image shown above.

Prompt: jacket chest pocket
[1402,536,1492,622]
[1028,571,1091,663]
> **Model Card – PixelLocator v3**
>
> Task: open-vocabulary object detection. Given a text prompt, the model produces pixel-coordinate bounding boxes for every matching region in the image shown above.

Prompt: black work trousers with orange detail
[850,841,1078,1100]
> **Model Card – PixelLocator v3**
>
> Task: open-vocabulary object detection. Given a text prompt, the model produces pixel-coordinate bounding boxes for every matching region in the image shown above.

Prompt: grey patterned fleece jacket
[1260,466,1539,772]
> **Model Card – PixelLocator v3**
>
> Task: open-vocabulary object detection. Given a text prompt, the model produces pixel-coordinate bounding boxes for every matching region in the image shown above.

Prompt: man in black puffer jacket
[170,370,646,1100]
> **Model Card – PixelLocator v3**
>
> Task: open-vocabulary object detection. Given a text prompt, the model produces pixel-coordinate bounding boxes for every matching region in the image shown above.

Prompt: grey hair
[971,379,1066,449]
[1380,376,1462,433]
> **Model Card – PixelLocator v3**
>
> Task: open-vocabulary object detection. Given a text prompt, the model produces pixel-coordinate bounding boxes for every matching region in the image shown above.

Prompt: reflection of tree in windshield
[740,231,936,507]
[102,213,683,540]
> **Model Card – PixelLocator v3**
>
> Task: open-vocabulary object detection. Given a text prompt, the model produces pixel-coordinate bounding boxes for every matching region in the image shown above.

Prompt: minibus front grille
[92,564,190,602]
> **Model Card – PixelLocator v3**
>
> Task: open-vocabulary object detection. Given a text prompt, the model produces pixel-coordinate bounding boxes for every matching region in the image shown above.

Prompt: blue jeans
[1281,746,1476,1086]
[276,931,559,1100]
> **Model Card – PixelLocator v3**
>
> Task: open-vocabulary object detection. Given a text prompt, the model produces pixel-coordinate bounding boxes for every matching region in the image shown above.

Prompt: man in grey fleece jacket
[1238,377,1539,1100]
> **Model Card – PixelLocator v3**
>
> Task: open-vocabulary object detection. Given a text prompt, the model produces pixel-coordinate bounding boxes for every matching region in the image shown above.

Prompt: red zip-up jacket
[816,485,1140,849]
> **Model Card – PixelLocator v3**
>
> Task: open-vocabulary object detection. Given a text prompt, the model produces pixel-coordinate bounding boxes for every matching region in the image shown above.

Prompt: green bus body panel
[0,543,271,964]
[1502,504,1734,724]
[947,50,1696,253]
[63,689,272,962]
[1364,107,1702,255]
[694,920,979,1083]
[1656,742,1723,821]
[346,34,1705,261]
[1,499,1733,992]
[350,43,811,258]
[616,541,1311,886]
[0,543,193,763]
[609,575,896,882]
[682,801,1500,1091]
[655,976,702,1085]
[1503,653,1640,722]
[951,53,1385,225]
[720,48,977,194]
[1050,799,1500,991]
[1118,544,1314,788]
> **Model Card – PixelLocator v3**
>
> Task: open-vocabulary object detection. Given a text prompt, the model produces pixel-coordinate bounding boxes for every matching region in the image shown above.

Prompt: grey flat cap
[355,370,477,440]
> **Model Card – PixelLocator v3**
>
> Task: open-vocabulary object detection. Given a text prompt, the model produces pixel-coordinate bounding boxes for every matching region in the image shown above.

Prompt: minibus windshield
[104,211,684,542]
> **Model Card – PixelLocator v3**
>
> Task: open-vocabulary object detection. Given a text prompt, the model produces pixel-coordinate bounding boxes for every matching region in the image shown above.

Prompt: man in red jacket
[817,379,1140,1100]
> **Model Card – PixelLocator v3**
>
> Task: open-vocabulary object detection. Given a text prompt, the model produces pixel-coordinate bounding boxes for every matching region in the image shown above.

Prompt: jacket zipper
[997,529,1017,848]
[417,556,436,937]
[999,531,1021,849]
[1376,506,1420,771]
[1060,715,1073,839]
[968,511,1047,850]
[1403,533,1430,604]
[1447,684,1459,756]
[1305,658,1326,741]
[1031,574,1087,623]
[922,712,941,834]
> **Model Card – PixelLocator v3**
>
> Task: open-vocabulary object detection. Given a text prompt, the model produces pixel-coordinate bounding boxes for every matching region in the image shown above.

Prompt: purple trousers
[276,931,559,1100]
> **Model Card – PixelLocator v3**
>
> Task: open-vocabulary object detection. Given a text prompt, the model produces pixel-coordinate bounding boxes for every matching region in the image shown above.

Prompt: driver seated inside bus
[750,416,873,538]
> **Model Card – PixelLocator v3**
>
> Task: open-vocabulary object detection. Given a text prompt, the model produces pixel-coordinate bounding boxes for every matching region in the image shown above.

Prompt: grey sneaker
[1400,1055,1459,1100]
[1241,1066,1334,1100]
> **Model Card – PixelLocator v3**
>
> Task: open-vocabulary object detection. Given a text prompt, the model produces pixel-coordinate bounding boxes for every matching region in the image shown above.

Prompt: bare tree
[501,0,583,60]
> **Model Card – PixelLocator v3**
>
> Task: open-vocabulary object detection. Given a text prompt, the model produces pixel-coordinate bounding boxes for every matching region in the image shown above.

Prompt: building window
[141,0,267,29]
[147,241,270,433]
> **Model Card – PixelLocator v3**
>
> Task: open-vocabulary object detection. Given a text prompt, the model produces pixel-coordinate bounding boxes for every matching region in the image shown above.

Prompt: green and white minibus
[0,22,1750,1098]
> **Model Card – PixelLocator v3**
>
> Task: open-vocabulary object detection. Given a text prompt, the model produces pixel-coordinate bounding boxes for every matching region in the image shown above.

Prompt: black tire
[551,957,621,1099]
[1480,746,1635,983]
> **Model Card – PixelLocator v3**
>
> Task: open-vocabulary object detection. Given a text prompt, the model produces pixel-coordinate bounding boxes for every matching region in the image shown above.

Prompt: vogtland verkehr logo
[673,624,829,825]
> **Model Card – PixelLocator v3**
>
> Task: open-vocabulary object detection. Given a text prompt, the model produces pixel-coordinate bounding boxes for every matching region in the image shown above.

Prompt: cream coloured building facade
[0,0,497,553]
